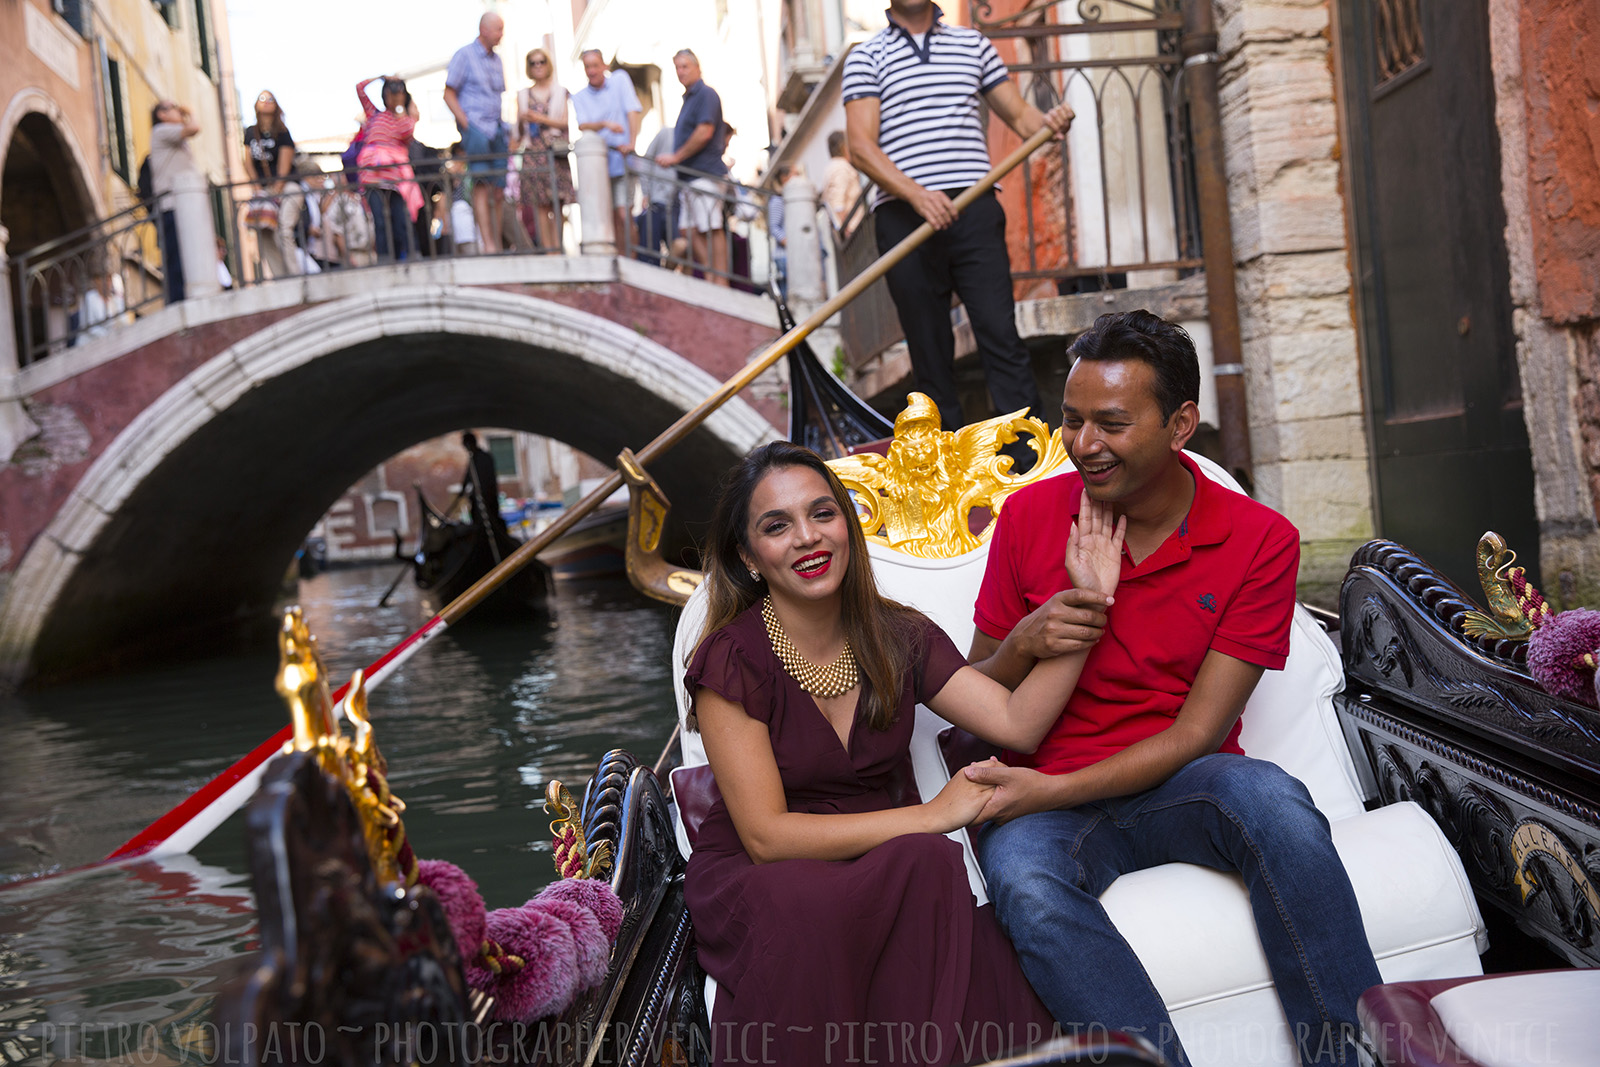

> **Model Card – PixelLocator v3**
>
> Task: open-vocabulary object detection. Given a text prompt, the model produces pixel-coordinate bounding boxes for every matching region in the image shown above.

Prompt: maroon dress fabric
[683,605,1053,1066]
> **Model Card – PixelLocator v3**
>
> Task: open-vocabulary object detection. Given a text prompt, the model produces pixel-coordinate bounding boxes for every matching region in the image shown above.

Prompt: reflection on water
[0,568,679,1061]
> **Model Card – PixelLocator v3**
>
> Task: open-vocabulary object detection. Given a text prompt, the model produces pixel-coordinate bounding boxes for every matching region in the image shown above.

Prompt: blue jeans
[978,754,1380,1066]
[159,209,185,303]
[634,201,676,265]
[366,188,413,261]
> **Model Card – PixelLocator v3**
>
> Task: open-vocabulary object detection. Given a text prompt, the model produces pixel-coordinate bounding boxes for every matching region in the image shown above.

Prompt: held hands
[1065,489,1126,598]
[926,766,998,832]
[964,758,1054,825]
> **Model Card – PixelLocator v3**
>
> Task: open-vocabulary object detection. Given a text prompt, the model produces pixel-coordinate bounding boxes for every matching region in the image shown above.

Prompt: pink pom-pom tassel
[1528,608,1600,708]
[480,906,580,1022]
[535,878,624,943]
[416,859,489,983]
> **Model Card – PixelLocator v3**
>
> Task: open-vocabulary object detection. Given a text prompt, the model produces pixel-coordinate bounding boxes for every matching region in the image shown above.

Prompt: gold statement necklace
[762,596,859,698]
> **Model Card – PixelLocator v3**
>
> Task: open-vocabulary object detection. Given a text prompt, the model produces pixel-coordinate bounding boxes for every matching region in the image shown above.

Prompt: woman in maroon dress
[684,441,1124,1066]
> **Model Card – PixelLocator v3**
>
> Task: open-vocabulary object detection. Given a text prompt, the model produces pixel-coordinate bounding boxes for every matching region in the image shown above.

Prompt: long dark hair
[691,441,922,732]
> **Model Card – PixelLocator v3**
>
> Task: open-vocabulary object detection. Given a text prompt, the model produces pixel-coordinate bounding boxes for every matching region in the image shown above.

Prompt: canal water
[0,567,679,1063]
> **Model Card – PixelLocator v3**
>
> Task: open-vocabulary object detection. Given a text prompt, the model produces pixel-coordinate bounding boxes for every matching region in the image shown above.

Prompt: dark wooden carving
[1342,540,1600,777]
[213,752,473,1067]
[530,749,695,1067]
[1338,540,1600,967]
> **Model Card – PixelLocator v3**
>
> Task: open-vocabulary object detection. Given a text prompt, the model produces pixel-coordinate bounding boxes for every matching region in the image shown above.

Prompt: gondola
[211,309,1600,1066]
[414,486,554,614]
[538,501,630,580]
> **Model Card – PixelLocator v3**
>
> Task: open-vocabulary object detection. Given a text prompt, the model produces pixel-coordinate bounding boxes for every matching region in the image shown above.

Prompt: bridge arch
[0,285,777,680]
[0,89,103,221]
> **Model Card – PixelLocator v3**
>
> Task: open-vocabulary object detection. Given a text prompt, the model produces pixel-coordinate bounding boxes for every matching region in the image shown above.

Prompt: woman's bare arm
[696,689,995,864]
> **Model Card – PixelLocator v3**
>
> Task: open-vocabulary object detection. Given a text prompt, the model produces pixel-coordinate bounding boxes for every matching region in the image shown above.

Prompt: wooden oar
[106,124,1060,862]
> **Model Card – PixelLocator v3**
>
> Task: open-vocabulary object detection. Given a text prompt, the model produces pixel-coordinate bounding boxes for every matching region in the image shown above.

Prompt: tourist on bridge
[516,48,574,252]
[571,49,642,254]
[843,0,1072,432]
[356,76,421,261]
[766,163,794,300]
[632,126,679,266]
[242,91,298,278]
[653,50,729,286]
[149,100,202,304]
[321,173,375,269]
[445,13,510,254]
[820,129,862,238]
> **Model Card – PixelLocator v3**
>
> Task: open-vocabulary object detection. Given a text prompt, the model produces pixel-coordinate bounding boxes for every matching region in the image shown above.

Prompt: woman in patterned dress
[516,49,575,251]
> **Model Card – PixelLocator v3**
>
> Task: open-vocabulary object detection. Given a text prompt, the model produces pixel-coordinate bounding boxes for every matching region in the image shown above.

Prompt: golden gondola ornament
[545,780,614,881]
[829,392,1070,558]
[1462,532,1553,641]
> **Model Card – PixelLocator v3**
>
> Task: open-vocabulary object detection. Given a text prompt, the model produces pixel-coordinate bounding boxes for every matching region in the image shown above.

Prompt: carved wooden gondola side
[1336,537,1600,967]
[537,749,698,1067]
[214,751,476,1067]
[214,610,474,1066]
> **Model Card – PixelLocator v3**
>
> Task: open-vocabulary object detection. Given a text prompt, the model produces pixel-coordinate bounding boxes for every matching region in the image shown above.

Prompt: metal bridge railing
[9,150,781,365]
[9,200,169,367]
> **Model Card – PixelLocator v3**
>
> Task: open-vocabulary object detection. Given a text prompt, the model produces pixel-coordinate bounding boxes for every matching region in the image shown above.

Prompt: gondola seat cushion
[1357,970,1600,1066]
[669,451,1487,1067]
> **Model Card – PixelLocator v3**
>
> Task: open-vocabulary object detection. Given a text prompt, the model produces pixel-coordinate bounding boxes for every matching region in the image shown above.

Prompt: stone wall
[1489,0,1600,608]
[1213,0,1373,606]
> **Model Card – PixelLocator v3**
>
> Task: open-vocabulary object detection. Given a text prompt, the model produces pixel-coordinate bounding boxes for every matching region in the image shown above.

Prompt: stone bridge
[0,255,784,683]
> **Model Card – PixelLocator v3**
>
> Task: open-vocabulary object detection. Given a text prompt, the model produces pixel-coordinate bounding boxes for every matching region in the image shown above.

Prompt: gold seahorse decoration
[828,392,1070,558]
[618,447,705,607]
[273,608,413,886]
[1460,532,1553,641]
[545,780,613,881]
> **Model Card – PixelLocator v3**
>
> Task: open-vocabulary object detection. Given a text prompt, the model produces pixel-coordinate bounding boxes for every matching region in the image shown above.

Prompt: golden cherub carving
[827,392,1069,558]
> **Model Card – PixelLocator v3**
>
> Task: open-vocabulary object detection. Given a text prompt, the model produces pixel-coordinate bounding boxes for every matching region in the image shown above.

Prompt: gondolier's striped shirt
[841,10,1009,209]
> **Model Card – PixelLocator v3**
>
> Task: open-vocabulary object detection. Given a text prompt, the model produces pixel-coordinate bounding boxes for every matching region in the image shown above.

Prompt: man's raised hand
[1065,489,1125,598]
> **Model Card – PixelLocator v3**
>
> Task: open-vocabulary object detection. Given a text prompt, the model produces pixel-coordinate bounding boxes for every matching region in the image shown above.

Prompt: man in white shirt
[570,49,642,250]
[149,100,203,303]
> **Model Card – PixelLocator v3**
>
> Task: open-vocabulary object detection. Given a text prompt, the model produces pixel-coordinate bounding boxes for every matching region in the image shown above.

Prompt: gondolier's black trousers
[874,189,1044,431]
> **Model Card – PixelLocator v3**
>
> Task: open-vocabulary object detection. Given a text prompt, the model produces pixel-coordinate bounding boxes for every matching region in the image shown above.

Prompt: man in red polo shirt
[965,310,1380,1067]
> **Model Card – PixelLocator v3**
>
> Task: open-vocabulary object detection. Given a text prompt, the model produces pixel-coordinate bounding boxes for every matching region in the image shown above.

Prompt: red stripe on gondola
[105,616,444,860]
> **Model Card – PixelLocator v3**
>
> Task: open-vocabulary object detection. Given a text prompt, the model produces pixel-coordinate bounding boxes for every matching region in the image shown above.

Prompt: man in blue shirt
[571,49,642,251]
[654,50,729,286]
[445,13,508,252]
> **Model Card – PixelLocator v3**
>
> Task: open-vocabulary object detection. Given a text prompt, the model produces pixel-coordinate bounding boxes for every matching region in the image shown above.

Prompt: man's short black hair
[827,130,846,157]
[462,431,479,450]
[1066,309,1200,424]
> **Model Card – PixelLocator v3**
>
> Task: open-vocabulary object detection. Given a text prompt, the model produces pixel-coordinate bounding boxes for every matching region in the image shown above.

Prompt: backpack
[340,132,365,182]
[136,154,154,204]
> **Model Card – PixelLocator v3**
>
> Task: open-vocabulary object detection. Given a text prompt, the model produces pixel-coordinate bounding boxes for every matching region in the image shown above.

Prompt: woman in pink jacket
[356,76,422,260]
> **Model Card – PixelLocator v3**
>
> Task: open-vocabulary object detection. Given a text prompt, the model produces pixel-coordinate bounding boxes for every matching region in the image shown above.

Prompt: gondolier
[843,0,1072,432]
[461,431,505,534]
